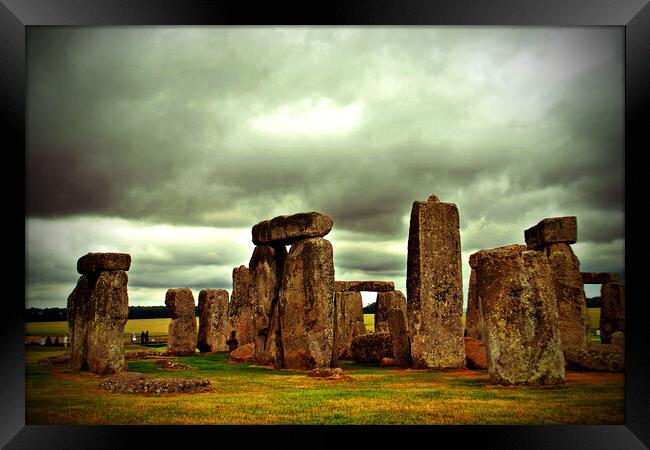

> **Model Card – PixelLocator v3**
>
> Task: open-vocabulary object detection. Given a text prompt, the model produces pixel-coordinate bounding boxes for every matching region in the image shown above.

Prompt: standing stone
[387,308,410,366]
[249,245,287,367]
[600,282,625,344]
[86,271,129,374]
[474,245,565,385]
[67,275,93,371]
[165,288,197,355]
[197,289,230,353]
[406,195,465,369]
[252,212,333,246]
[465,259,481,340]
[545,243,590,349]
[279,237,335,370]
[375,290,407,333]
[229,265,255,346]
[333,291,366,361]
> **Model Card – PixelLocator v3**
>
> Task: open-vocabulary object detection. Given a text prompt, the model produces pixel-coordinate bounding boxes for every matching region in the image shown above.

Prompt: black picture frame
[3,0,648,448]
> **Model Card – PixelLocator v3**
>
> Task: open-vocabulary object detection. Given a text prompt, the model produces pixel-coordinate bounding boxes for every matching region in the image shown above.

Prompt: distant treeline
[27,306,199,322]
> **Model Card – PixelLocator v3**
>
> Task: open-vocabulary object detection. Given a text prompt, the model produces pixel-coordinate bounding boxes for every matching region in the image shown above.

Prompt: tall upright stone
[544,242,590,348]
[600,282,625,344]
[333,291,366,361]
[375,290,407,333]
[465,256,481,340]
[67,275,93,371]
[387,308,410,366]
[406,195,465,369]
[279,237,335,370]
[165,288,197,355]
[249,245,287,367]
[229,265,255,346]
[474,245,565,385]
[197,289,230,353]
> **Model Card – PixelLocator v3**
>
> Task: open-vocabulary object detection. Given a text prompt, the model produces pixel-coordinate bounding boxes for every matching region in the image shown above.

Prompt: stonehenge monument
[197,289,230,353]
[67,252,131,374]
[165,288,197,355]
[473,245,565,385]
[525,217,589,349]
[406,195,466,369]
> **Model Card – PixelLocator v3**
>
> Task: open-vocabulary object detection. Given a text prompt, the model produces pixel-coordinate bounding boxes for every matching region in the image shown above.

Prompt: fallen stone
[610,331,625,348]
[99,372,211,395]
[545,243,590,349]
[464,337,487,370]
[250,245,287,367]
[280,237,335,370]
[564,344,624,372]
[197,289,230,353]
[85,270,129,374]
[228,342,256,364]
[524,216,577,250]
[375,290,407,333]
[38,353,71,366]
[351,332,392,364]
[334,281,395,292]
[600,282,625,344]
[581,272,621,284]
[252,211,333,245]
[77,252,131,274]
[465,257,481,340]
[474,244,565,385]
[307,367,344,378]
[387,308,410,366]
[165,288,197,356]
[229,265,255,346]
[333,291,366,362]
[406,195,465,369]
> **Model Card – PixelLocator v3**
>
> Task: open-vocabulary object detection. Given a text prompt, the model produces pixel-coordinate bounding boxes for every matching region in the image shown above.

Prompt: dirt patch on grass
[99,372,211,395]
[154,360,193,370]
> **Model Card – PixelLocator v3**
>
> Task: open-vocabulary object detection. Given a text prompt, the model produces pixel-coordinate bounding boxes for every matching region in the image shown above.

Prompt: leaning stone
[464,337,487,370]
[564,344,624,372]
[86,271,129,374]
[229,265,255,346]
[197,289,230,353]
[307,368,344,378]
[465,255,481,340]
[610,331,625,348]
[581,272,621,284]
[334,281,395,292]
[77,252,131,274]
[524,216,577,250]
[279,238,335,370]
[375,290,407,333]
[406,195,465,369]
[474,245,565,385]
[67,275,92,371]
[252,211,333,245]
[250,245,287,367]
[228,343,256,364]
[600,282,625,344]
[545,243,590,349]
[333,291,366,362]
[387,308,410,366]
[165,288,197,356]
[351,332,392,364]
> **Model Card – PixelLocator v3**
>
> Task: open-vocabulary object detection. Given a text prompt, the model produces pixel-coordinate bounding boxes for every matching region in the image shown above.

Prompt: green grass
[26,345,623,425]
[26,317,199,339]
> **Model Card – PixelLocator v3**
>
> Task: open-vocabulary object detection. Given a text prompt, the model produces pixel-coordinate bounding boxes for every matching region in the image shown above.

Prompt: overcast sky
[26,26,624,309]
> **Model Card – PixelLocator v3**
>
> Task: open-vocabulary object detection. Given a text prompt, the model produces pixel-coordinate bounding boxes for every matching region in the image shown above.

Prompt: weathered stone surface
[379,357,398,367]
[228,343,256,365]
[333,291,366,361]
[474,245,565,385]
[524,216,577,250]
[465,264,481,340]
[464,337,487,370]
[229,265,255,346]
[307,368,344,378]
[387,308,410,366]
[351,332,392,364]
[610,331,625,348]
[279,238,335,370]
[77,252,131,274]
[86,271,129,374]
[406,195,465,369]
[250,245,287,367]
[581,272,621,284]
[600,282,625,344]
[252,211,333,245]
[334,281,395,292]
[545,243,590,349]
[197,289,230,353]
[564,344,624,372]
[165,288,197,355]
[67,275,92,371]
[375,290,407,333]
